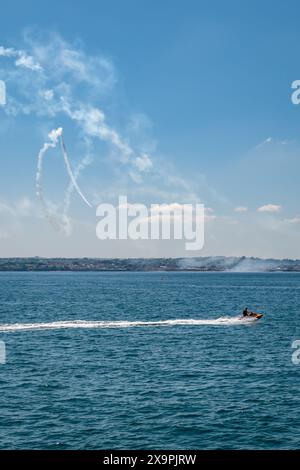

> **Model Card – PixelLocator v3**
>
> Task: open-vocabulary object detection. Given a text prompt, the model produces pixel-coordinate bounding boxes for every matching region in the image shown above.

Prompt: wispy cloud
[255,136,292,149]
[0,45,42,71]
[257,204,282,213]
[133,153,153,172]
[0,196,36,239]
[284,216,300,224]
[234,206,248,213]
[256,136,272,148]
[15,196,33,216]
[0,196,35,217]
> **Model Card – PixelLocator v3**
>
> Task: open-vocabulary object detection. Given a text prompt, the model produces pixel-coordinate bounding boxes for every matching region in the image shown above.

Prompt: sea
[0,271,299,449]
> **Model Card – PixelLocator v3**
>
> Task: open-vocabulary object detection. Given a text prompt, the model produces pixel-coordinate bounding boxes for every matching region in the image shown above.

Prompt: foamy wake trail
[0,317,257,332]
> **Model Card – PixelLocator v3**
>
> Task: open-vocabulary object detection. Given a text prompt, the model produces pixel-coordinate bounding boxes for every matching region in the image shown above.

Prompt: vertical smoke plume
[36,127,63,230]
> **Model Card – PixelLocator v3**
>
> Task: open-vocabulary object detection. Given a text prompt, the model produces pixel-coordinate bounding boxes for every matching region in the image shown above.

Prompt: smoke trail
[0,316,259,332]
[36,127,92,233]
[60,135,92,208]
[62,150,93,230]
[36,127,64,230]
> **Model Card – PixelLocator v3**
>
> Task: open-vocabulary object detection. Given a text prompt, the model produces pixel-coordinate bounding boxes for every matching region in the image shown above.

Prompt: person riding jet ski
[241,307,263,320]
[243,307,249,317]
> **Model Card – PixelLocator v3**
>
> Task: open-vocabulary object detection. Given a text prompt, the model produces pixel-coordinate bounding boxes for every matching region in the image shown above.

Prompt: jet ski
[241,311,263,320]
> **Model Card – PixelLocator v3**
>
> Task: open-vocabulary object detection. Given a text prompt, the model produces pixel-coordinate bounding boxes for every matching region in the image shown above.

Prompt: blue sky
[1,0,300,258]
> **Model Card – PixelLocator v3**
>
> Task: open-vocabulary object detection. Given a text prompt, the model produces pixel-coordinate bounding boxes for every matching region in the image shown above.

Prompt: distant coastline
[1,256,300,272]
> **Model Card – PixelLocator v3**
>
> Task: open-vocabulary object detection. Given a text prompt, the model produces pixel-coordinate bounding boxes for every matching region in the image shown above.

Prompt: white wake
[0,316,258,332]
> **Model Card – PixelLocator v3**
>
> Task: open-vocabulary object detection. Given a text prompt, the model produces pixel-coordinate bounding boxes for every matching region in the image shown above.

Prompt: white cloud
[15,197,33,216]
[134,153,153,172]
[284,216,300,224]
[41,89,54,101]
[205,214,217,221]
[128,171,142,184]
[22,30,115,89]
[0,196,36,241]
[256,136,272,148]
[0,200,15,215]
[0,196,35,217]
[15,54,42,71]
[151,203,188,214]
[255,136,292,149]
[0,45,42,71]
[234,206,248,213]
[257,204,282,213]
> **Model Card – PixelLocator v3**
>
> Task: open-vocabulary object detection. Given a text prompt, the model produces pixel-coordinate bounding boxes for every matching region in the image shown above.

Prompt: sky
[1,0,300,258]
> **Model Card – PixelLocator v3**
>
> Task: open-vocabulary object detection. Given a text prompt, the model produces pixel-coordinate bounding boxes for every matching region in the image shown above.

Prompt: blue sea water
[0,271,299,449]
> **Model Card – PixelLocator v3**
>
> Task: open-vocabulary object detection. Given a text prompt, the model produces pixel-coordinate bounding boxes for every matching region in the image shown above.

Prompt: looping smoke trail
[36,127,92,233]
